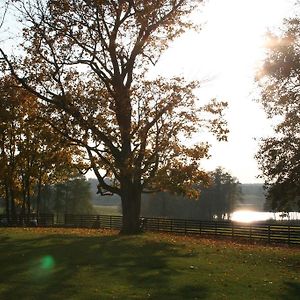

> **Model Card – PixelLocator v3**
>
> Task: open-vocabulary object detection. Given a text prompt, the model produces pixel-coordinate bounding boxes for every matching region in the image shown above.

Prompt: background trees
[1,0,228,233]
[142,167,241,220]
[197,167,241,219]
[0,76,86,222]
[41,176,94,217]
[256,16,300,212]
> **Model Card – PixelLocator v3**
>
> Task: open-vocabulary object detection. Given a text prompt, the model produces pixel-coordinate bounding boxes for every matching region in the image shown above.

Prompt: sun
[157,0,293,90]
[231,210,270,223]
[200,0,293,82]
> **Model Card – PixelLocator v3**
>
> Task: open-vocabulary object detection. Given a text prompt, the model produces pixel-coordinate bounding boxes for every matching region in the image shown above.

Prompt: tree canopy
[1,0,228,233]
[256,16,300,212]
[0,75,86,222]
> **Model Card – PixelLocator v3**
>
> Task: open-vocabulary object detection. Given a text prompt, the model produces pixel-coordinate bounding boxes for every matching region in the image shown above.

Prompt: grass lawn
[93,205,121,215]
[0,228,299,300]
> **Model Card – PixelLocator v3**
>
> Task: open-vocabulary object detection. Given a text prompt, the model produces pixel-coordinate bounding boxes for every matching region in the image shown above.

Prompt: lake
[231,210,300,223]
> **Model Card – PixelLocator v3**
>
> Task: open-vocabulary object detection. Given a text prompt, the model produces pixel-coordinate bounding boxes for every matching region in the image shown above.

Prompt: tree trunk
[26,177,31,218]
[9,186,16,223]
[120,179,142,235]
[36,178,42,215]
[4,183,10,222]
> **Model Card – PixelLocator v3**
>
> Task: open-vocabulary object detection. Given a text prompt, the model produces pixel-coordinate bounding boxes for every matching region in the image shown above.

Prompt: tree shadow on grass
[0,233,209,299]
[281,282,300,300]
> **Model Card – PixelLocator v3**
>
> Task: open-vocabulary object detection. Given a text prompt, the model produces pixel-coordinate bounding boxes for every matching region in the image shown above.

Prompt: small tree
[46,176,94,215]
[197,167,241,220]
[256,16,300,212]
[1,0,228,233]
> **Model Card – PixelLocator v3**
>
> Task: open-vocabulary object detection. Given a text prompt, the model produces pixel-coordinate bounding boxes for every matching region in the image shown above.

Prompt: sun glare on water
[231,210,270,223]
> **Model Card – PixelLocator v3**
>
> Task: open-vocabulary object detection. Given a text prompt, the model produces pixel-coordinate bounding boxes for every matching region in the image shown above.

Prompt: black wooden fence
[60,214,300,245]
[1,213,300,245]
[0,213,54,227]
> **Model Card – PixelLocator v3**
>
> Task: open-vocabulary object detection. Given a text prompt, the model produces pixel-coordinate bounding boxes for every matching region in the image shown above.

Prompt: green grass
[93,205,121,215]
[0,228,299,300]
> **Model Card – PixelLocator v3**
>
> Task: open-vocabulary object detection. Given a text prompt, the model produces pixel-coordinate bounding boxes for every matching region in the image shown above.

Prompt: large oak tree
[1,0,228,233]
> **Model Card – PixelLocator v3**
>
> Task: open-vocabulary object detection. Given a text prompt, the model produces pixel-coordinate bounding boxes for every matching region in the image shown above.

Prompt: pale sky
[151,0,296,183]
[0,0,296,183]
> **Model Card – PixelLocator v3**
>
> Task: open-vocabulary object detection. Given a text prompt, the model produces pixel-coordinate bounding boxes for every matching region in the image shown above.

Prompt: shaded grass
[0,228,299,299]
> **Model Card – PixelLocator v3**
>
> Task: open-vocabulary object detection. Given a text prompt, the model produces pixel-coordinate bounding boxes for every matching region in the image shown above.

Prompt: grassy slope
[0,228,299,300]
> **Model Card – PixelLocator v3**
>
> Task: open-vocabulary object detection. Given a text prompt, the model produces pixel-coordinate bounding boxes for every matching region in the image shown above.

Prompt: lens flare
[40,255,55,270]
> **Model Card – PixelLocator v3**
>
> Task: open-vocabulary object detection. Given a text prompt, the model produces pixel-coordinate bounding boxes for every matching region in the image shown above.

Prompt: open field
[93,205,121,215]
[0,228,299,299]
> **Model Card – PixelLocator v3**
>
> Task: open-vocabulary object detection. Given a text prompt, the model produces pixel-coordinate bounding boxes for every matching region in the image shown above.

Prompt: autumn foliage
[1,1,228,233]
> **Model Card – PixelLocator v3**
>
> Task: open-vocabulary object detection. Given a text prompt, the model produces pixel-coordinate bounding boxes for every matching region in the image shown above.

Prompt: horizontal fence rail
[1,213,300,245]
[0,213,54,227]
[64,214,122,230]
[142,217,300,245]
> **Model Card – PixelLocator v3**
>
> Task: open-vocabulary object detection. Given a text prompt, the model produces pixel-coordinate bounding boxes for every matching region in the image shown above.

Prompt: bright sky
[152,0,296,183]
[0,0,296,183]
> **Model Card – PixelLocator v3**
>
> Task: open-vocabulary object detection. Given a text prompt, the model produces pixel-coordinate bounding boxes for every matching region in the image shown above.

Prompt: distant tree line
[141,167,242,220]
[38,176,94,216]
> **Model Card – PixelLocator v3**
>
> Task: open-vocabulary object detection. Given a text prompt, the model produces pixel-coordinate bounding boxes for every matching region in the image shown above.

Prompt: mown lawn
[0,228,299,300]
[93,205,121,215]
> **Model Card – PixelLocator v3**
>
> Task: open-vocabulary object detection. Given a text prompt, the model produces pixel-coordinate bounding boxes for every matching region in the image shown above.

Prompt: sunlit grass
[0,228,299,299]
[93,205,121,215]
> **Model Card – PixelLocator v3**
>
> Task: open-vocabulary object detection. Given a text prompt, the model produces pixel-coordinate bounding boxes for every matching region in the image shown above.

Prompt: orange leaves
[202,98,229,142]
[0,75,86,211]
[149,157,211,199]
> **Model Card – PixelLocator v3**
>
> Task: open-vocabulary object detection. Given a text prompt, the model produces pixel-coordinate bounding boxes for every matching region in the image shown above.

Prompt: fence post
[268,225,271,243]
[214,222,217,236]
[110,215,112,229]
[288,225,291,245]
[199,221,202,235]
[231,222,234,239]
[171,219,173,232]
[249,224,252,241]
[184,220,187,234]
